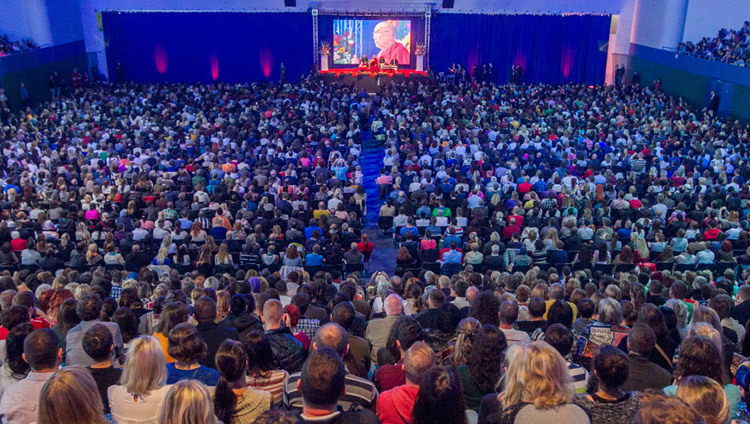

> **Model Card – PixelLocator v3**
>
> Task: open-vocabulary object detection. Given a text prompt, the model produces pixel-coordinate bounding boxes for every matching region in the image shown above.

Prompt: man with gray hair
[366,294,403,365]
[283,323,378,411]
[376,342,435,424]
[575,298,629,369]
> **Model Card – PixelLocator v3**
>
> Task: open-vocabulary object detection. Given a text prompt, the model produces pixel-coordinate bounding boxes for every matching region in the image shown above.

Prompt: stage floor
[318,68,427,92]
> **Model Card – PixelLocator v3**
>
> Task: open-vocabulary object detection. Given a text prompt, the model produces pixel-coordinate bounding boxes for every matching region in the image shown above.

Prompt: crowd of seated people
[0,67,750,423]
[678,20,750,66]
[0,34,38,56]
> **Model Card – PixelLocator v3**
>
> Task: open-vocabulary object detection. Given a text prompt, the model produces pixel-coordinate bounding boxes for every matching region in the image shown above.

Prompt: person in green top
[456,325,508,412]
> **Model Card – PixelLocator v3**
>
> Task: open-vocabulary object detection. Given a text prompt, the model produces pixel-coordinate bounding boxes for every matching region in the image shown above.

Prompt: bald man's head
[384,294,404,317]
[263,299,283,328]
[313,323,348,357]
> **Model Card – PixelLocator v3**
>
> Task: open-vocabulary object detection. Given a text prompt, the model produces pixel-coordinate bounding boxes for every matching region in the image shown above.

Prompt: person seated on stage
[369,56,380,72]
[359,56,369,71]
[390,59,399,71]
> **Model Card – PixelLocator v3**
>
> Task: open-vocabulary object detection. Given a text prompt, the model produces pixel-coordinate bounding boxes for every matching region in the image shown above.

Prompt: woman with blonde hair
[158,379,216,424]
[109,336,171,424]
[486,341,590,423]
[215,243,234,266]
[38,366,107,424]
[153,247,171,266]
[676,376,729,424]
[216,290,231,323]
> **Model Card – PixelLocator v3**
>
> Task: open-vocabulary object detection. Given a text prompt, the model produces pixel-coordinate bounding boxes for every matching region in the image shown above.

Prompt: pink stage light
[153,43,168,74]
[561,46,573,79]
[259,48,273,78]
[513,48,527,70]
[210,55,219,81]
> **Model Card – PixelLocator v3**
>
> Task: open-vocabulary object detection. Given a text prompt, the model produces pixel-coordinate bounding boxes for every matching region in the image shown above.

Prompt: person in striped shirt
[283,323,378,411]
[544,323,589,394]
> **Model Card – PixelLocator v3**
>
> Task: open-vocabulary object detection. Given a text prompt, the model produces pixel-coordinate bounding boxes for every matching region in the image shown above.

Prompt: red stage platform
[318,68,427,92]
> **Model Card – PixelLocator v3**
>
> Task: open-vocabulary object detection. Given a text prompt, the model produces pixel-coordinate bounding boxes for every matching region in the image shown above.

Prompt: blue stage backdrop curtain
[318,15,425,69]
[430,14,610,85]
[102,12,312,83]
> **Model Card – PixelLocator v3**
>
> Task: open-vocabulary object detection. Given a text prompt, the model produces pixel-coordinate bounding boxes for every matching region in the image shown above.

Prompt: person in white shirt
[108,336,171,424]
[498,301,531,346]
[0,328,61,424]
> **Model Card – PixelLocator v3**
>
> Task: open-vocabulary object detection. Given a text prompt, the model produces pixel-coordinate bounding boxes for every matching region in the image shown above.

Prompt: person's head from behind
[500,341,572,409]
[158,379,216,424]
[593,346,629,391]
[676,375,728,424]
[214,340,248,424]
[331,301,355,331]
[2,305,29,331]
[122,336,167,398]
[313,323,349,357]
[76,293,102,321]
[82,323,113,364]
[543,323,575,359]
[546,300,574,328]
[386,316,424,361]
[528,297,546,319]
[193,296,217,324]
[411,366,467,424]
[403,341,436,385]
[597,298,623,325]
[300,348,346,411]
[467,324,508,393]
[577,298,595,319]
[244,330,275,374]
[38,366,106,424]
[633,392,703,424]
[168,323,207,366]
[24,328,60,372]
[628,323,657,356]
[262,299,283,328]
[498,301,519,326]
[6,323,33,376]
[675,335,725,385]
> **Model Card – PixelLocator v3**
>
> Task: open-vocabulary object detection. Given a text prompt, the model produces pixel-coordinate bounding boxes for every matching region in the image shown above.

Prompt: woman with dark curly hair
[470,291,501,327]
[456,324,508,412]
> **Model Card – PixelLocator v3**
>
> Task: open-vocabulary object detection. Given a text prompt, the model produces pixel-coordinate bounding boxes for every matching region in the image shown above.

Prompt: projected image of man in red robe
[373,22,409,65]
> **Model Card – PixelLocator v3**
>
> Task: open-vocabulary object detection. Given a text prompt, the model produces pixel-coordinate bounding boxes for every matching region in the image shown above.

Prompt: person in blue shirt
[442,241,463,264]
[304,218,323,241]
[166,323,220,386]
[305,245,324,267]
[399,218,419,238]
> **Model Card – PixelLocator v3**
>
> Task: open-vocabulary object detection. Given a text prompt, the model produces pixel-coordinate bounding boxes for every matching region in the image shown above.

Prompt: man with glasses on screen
[373,22,409,66]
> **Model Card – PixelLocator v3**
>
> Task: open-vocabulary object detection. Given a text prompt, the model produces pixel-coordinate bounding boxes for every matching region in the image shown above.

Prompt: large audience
[678,20,750,66]
[0,62,747,423]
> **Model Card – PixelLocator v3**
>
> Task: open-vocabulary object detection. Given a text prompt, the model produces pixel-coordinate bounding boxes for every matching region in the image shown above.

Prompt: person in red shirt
[517,178,531,194]
[377,342,435,424]
[0,292,52,340]
[9,232,25,253]
[502,217,522,239]
[373,22,410,66]
[357,234,374,263]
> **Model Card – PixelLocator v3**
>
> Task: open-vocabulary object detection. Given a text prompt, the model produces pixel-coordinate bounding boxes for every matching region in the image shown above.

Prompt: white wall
[0,0,32,41]
[630,0,688,49]
[0,0,83,47]
[682,0,750,42]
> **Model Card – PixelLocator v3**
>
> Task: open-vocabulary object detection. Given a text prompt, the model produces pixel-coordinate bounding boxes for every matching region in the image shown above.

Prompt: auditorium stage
[319,69,427,92]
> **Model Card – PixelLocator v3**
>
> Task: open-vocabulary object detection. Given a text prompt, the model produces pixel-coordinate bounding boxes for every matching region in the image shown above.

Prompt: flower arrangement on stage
[320,42,331,56]
[415,43,426,56]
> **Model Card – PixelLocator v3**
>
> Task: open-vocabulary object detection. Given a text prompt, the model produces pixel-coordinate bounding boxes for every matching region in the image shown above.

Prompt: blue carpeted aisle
[359,136,395,276]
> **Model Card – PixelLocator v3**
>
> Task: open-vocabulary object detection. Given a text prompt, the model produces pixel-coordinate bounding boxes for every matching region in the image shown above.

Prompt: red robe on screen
[377,42,409,65]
